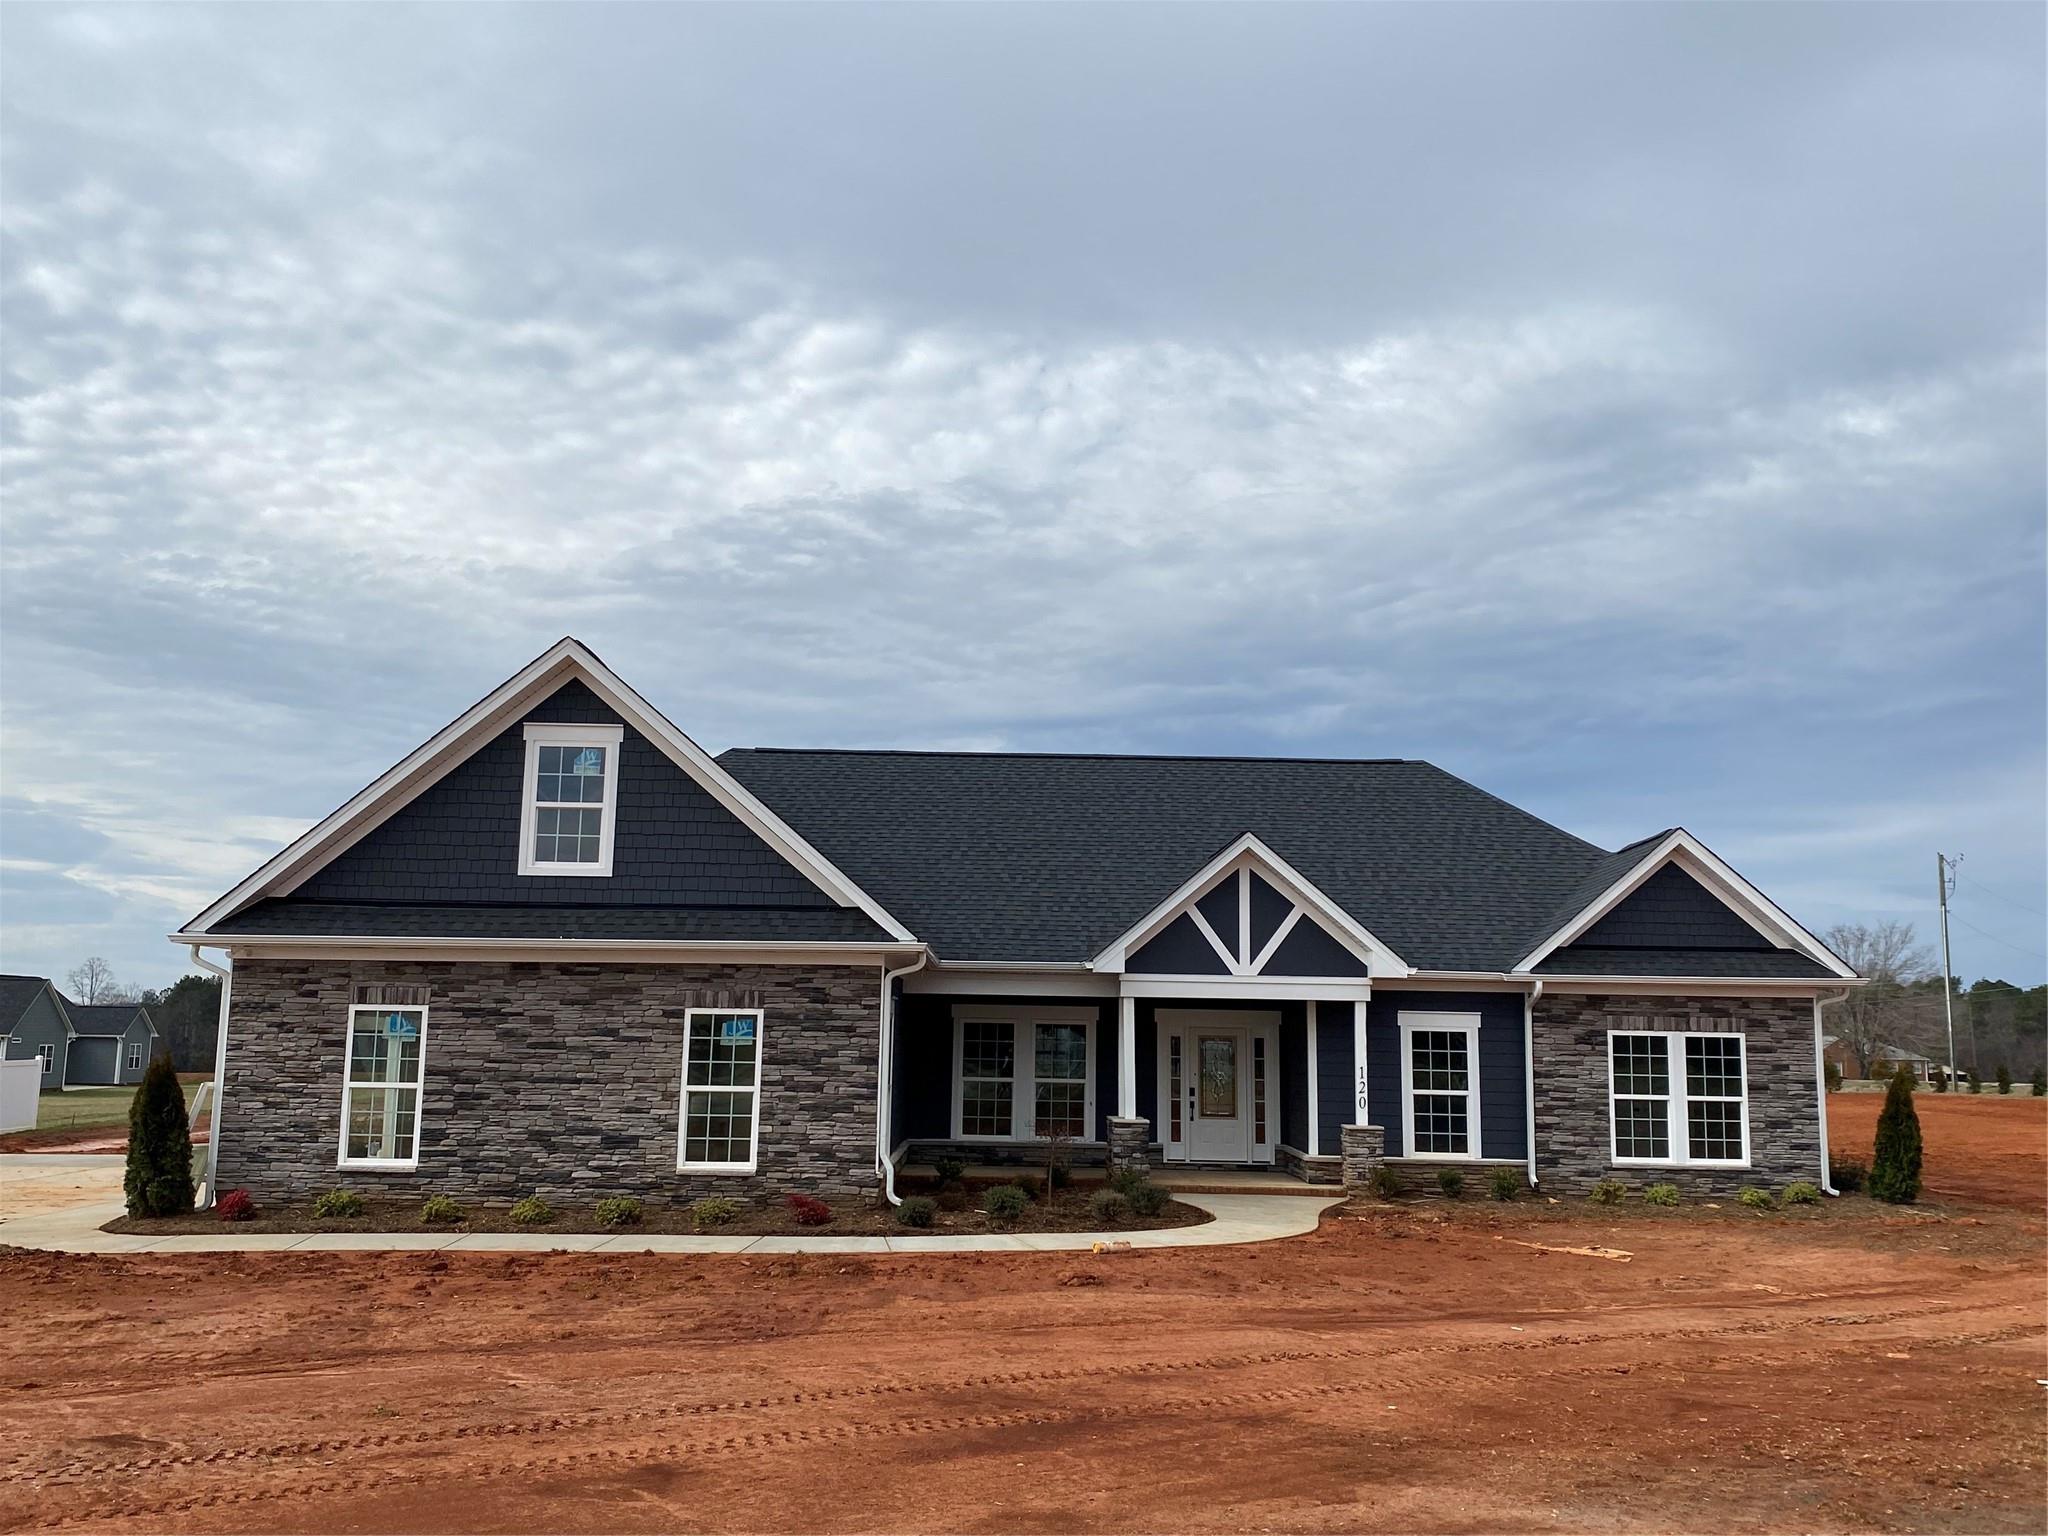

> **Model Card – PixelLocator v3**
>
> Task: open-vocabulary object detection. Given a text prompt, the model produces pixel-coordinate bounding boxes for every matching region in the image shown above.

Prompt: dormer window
[518,723,623,876]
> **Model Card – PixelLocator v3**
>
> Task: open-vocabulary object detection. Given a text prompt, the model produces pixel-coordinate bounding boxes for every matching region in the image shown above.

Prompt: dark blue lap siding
[1364,990,1527,1161]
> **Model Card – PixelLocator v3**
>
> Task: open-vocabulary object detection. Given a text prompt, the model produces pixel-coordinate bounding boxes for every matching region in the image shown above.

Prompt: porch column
[1306,1001,1321,1159]
[1352,1001,1370,1126]
[1108,994,1150,1174]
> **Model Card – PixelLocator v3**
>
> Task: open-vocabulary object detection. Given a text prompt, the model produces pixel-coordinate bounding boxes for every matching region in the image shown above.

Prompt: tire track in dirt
[17,1302,2038,1529]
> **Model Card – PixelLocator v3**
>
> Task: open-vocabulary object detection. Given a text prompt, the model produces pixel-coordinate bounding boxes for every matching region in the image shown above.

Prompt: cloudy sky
[3,4,2043,994]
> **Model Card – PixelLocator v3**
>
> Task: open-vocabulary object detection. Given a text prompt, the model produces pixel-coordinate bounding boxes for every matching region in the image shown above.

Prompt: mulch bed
[102,1183,1211,1239]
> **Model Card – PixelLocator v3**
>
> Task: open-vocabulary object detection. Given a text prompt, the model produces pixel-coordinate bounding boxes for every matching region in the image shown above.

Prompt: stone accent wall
[1340,1123,1384,1191]
[1107,1116,1152,1175]
[1531,991,1822,1195]
[1273,1144,1343,1185]
[217,959,881,1204]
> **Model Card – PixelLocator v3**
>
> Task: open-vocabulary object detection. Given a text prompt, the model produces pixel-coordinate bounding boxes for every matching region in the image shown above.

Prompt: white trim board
[1513,830,1855,980]
[176,638,916,944]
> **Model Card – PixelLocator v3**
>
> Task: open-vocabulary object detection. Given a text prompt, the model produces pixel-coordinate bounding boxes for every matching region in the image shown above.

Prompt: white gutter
[183,944,233,1210]
[875,949,930,1206]
[1524,979,1542,1188]
[1814,987,1851,1195]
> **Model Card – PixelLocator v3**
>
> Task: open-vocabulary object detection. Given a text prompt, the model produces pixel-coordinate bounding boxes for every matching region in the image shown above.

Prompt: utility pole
[1937,852,1960,1086]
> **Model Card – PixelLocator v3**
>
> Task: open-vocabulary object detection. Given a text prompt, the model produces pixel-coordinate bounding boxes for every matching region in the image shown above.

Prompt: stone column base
[1107,1116,1152,1176]
[1340,1123,1386,1192]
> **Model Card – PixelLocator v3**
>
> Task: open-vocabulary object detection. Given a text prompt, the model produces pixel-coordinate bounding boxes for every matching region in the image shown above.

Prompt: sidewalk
[0,1155,1339,1256]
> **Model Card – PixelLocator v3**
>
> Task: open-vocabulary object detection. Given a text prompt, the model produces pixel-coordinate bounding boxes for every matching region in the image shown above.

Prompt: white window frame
[1396,1012,1483,1162]
[1607,1029,1751,1169]
[676,1008,765,1174]
[517,722,624,877]
[126,1041,143,1071]
[336,1003,429,1171]
[38,1043,54,1075]
[950,1006,1099,1143]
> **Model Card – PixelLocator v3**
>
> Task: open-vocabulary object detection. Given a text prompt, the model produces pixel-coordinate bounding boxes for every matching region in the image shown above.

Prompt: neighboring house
[0,974,73,1094]
[1822,1035,1941,1083]
[175,639,1864,1208]
[62,1003,163,1087]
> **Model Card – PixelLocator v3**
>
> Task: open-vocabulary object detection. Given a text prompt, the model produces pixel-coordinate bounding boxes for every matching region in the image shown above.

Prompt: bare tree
[65,956,135,1005]
[1823,922,1937,1076]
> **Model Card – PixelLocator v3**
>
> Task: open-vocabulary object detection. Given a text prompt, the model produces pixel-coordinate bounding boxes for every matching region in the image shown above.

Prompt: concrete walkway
[0,1155,1339,1256]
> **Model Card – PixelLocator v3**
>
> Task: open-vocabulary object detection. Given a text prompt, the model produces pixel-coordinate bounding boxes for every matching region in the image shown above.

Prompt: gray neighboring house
[1,974,73,1094]
[62,1003,163,1087]
[174,638,1867,1209]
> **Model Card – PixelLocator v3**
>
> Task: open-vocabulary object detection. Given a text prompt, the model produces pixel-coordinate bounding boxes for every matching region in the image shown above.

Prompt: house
[174,639,1863,1209]
[1823,1035,1942,1084]
[0,977,163,1091]
[1,975,73,1093]
[62,1003,163,1087]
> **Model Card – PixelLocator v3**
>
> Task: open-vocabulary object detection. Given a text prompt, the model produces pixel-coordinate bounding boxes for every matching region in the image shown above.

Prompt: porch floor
[897,1161,1333,1198]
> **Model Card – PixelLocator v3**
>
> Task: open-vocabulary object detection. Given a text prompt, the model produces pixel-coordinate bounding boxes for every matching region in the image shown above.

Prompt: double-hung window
[38,1043,54,1075]
[126,1042,143,1071]
[678,1010,763,1172]
[1398,1013,1481,1160]
[339,1002,428,1169]
[1608,1031,1748,1166]
[518,723,623,876]
[953,1008,1096,1140]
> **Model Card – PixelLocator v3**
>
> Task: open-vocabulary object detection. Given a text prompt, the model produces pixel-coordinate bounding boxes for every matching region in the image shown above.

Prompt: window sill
[336,1158,420,1173]
[676,1163,758,1176]
[1611,1158,1752,1171]
[517,860,616,878]
[1389,1151,1483,1163]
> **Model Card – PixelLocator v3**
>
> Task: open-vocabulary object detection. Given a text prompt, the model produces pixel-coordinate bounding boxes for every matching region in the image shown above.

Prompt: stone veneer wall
[218,959,881,1203]
[1531,991,1822,1195]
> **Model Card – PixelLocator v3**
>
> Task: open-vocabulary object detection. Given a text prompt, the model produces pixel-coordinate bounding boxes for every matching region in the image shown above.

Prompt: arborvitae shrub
[2032,1068,2046,1097]
[124,1056,194,1218]
[1995,1064,2012,1094]
[1868,1064,1924,1204]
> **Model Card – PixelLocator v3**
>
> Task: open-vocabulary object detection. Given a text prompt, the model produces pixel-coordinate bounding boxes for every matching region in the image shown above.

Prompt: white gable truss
[1513,828,1856,979]
[176,637,917,944]
[1090,834,1413,978]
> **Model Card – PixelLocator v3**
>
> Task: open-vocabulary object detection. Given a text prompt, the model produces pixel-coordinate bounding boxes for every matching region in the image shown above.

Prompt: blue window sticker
[571,747,604,776]
[384,1013,420,1039]
[720,1016,756,1043]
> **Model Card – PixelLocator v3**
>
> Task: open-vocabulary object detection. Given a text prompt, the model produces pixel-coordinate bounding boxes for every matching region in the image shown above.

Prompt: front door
[1187,1028,1249,1161]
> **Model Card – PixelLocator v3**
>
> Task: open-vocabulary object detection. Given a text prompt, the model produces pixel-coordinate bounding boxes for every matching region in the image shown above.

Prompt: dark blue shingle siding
[1575,864,1772,949]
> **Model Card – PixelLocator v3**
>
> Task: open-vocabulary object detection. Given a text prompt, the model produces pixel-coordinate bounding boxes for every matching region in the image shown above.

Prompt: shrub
[1824,1060,1842,1093]
[1435,1167,1464,1200]
[1934,1068,1950,1092]
[983,1184,1029,1225]
[1995,1064,2012,1094]
[935,1188,969,1213]
[420,1194,464,1225]
[1969,1074,1982,1094]
[1643,1183,1680,1207]
[2033,1068,2046,1097]
[786,1193,833,1226]
[1869,1064,1924,1204]
[312,1189,365,1220]
[1828,1157,1867,1195]
[691,1196,740,1229]
[1368,1166,1403,1201]
[894,1195,937,1228]
[1737,1187,1774,1211]
[1588,1178,1627,1206]
[595,1196,643,1228]
[124,1056,195,1218]
[1125,1179,1170,1217]
[216,1188,256,1222]
[1781,1181,1822,1206]
[1089,1188,1132,1225]
[509,1195,554,1226]
[1489,1166,1521,1202]
[932,1156,966,1186]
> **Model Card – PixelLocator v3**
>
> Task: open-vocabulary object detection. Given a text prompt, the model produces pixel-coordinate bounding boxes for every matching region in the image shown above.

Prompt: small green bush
[1588,1177,1627,1206]
[1127,1180,1170,1217]
[1781,1181,1822,1206]
[894,1195,937,1228]
[1969,1075,1982,1094]
[932,1156,966,1185]
[1489,1166,1521,1202]
[1934,1069,1949,1092]
[124,1056,195,1218]
[935,1187,969,1213]
[420,1194,464,1225]
[1737,1187,1774,1211]
[312,1189,365,1220]
[2032,1067,2045,1097]
[1643,1183,1680,1207]
[983,1184,1029,1225]
[1828,1157,1867,1194]
[1870,1064,1924,1204]
[1824,1060,1842,1093]
[1435,1167,1464,1200]
[510,1195,554,1226]
[1089,1188,1132,1225]
[595,1196,643,1227]
[691,1196,740,1229]
[1995,1064,2012,1094]
[1368,1165,1403,1200]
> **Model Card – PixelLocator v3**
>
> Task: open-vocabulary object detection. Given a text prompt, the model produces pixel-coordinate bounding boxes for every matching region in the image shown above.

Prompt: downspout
[1814,988,1850,1195]
[1524,979,1542,1189]
[875,950,929,1207]
[184,944,233,1210]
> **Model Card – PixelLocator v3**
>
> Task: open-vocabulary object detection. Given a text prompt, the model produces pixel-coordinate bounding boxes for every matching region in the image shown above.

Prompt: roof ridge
[721,747,1421,766]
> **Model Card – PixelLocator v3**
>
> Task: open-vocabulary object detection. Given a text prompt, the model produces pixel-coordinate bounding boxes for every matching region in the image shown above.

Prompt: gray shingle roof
[718,749,1631,970]
[65,1003,152,1037]
[0,974,58,1030]
[216,899,892,943]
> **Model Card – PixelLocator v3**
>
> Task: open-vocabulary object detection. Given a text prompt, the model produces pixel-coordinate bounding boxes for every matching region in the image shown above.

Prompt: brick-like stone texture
[1273,1144,1342,1185]
[218,960,881,1204]
[1340,1123,1384,1190]
[1531,991,1822,1195]
[1107,1116,1152,1175]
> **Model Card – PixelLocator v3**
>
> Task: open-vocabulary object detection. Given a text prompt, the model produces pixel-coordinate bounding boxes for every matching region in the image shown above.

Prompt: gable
[289,680,825,910]
[1119,857,1398,978]
[1573,863,1771,950]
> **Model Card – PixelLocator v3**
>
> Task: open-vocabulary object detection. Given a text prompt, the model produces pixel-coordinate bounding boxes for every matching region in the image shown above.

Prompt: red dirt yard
[1,1097,2041,1534]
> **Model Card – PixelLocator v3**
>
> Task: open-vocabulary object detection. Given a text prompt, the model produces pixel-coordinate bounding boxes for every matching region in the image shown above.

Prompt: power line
[1945,911,2048,963]
[1960,876,2047,920]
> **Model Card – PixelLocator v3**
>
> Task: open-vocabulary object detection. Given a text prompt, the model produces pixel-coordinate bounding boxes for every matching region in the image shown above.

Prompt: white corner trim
[1090,833,1411,976]
[1513,830,1856,980]
[183,638,918,944]
[516,723,623,878]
